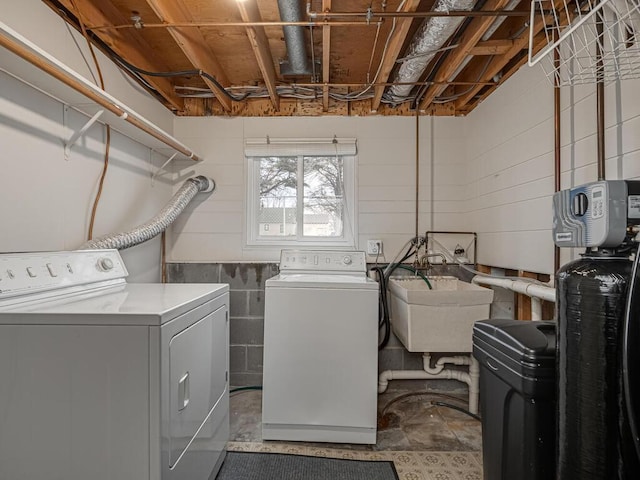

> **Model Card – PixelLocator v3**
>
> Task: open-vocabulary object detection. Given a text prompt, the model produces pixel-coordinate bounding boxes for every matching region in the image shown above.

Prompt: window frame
[246,152,357,248]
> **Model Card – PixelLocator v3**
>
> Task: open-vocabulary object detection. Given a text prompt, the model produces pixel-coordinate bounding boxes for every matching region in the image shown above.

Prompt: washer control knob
[342,255,353,265]
[97,257,114,272]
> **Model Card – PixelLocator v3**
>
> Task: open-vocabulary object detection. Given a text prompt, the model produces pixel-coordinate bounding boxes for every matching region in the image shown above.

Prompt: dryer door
[168,305,227,468]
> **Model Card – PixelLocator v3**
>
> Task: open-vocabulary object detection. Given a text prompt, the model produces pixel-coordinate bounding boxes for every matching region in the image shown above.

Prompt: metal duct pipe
[80,176,215,250]
[278,0,312,76]
[387,0,476,102]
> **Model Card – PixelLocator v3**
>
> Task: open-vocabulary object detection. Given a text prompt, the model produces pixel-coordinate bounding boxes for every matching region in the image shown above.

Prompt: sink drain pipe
[79,175,215,250]
[378,353,480,414]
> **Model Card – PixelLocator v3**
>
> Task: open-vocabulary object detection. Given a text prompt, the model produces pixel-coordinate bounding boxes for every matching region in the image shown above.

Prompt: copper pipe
[161,231,167,284]
[596,13,605,181]
[289,81,497,87]
[88,20,383,31]
[415,113,420,237]
[554,46,561,273]
[89,9,531,31]
[308,10,531,18]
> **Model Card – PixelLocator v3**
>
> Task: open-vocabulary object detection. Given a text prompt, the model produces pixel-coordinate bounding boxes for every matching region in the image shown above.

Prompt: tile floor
[228,385,484,479]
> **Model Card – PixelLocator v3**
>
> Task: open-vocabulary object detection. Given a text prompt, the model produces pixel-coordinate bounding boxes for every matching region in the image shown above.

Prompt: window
[246,138,356,247]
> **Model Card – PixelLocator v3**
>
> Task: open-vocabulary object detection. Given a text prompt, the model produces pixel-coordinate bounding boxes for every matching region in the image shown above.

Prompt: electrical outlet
[367,240,383,256]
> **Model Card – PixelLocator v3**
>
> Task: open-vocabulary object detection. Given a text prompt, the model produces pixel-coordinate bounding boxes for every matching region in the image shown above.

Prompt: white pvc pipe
[378,368,469,387]
[378,353,480,414]
[531,297,543,321]
[472,275,556,302]
[423,353,469,374]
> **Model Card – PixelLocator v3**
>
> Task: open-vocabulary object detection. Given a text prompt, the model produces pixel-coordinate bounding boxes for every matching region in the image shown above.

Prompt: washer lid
[266,273,378,290]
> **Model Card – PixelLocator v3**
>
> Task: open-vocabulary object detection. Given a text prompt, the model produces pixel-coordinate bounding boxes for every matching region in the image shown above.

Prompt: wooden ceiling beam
[470,39,515,55]
[418,0,514,111]
[462,31,550,113]
[236,0,279,110]
[144,0,232,111]
[371,0,422,112]
[57,0,184,111]
[322,0,332,112]
[454,0,567,109]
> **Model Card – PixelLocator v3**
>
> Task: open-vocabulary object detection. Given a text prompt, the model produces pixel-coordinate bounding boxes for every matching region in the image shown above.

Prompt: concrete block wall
[168,261,514,388]
[167,262,277,386]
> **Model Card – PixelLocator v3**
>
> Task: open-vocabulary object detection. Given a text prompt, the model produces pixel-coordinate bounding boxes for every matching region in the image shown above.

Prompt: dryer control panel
[0,250,127,300]
[279,250,367,273]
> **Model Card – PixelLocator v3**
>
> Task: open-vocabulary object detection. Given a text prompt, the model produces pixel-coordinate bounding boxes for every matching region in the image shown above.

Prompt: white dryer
[262,250,379,444]
[0,250,229,480]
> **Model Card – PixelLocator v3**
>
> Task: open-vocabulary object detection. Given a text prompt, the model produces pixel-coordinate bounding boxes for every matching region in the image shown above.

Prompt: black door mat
[215,451,400,480]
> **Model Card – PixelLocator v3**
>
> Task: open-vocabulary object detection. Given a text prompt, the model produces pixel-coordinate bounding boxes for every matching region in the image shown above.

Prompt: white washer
[0,250,229,480]
[262,250,379,444]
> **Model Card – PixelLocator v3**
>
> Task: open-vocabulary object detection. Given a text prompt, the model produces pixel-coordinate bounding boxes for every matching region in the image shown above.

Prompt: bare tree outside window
[303,157,344,237]
[256,155,345,238]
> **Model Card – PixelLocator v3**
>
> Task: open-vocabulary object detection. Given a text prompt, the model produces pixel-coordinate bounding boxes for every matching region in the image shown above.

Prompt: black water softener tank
[556,251,640,479]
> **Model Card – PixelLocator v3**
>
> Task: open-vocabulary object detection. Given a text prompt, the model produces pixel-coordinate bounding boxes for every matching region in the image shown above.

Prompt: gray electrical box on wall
[552,180,640,248]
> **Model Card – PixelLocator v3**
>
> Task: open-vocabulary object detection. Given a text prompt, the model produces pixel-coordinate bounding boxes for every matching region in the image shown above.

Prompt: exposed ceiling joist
[418,0,514,111]
[470,39,515,55]
[370,0,422,112]
[454,0,567,108]
[57,0,184,111]
[144,0,232,111]
[41,1,546,117]
[322,0,332,112]
[237,0,279,110]
[463,31,550,112]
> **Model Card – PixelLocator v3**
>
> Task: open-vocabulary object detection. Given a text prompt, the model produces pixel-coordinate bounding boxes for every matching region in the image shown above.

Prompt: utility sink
[388,276,494,353]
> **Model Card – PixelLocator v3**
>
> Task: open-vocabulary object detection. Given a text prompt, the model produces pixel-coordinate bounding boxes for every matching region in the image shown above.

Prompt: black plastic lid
[473,319,556,363]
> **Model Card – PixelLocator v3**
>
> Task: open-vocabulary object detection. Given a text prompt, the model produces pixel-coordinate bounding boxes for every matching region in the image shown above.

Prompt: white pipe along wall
[472,275,555,321]
[471,275,556,302]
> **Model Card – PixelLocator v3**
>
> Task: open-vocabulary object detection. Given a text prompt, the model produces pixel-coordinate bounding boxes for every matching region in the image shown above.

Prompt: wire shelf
[528,0,640,86]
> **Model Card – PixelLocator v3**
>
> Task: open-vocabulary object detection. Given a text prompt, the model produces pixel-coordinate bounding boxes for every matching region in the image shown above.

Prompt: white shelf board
[0,30,201,163]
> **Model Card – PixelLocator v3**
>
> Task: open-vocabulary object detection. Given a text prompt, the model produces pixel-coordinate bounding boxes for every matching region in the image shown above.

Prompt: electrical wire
[432,56,494,103]
[332,0,408,102]
[110,54,250,102]
[87,126,111,240]
[69,0,111,242]
[366,15,384,84]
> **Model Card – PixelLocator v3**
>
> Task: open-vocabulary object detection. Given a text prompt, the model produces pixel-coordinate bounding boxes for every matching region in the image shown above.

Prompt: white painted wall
[1,0,173,132]
[0,1,176,282]
[466,62,640,274]
[5,0,639,275]
[169,115,469,262]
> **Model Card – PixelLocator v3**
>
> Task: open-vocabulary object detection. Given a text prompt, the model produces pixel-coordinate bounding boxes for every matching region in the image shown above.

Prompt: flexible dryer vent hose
[80,175,215,250]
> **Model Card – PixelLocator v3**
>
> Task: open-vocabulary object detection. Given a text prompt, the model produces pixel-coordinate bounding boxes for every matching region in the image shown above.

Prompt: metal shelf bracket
[151,152,178,185]
[64,108,104,160]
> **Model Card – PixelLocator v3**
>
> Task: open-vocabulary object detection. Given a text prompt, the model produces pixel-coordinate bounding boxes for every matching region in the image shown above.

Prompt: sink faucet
[417,252,447,272]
